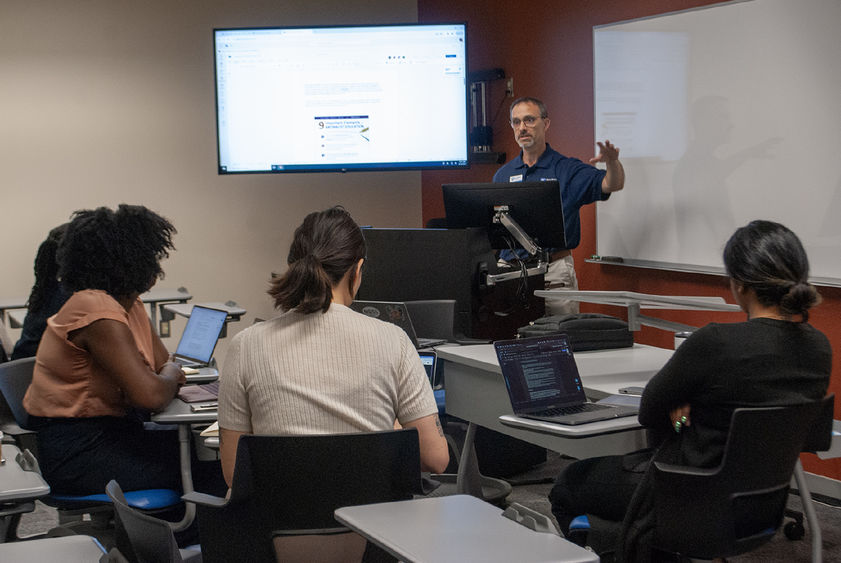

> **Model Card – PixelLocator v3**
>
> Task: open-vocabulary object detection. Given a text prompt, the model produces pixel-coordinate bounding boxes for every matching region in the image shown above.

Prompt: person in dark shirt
[548,220,832,561]
[11,223,71,360]
[493,97,625,315]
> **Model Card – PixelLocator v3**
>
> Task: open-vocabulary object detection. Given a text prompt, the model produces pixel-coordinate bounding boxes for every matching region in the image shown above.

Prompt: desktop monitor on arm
[442,181,565,285]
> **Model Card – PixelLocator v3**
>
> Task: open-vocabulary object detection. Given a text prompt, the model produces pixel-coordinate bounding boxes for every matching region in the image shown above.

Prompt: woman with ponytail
[548,220,831,560]
[218,207,448,487]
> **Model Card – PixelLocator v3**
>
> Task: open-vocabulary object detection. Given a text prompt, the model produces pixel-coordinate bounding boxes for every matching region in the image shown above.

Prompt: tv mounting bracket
[484,205,549,286]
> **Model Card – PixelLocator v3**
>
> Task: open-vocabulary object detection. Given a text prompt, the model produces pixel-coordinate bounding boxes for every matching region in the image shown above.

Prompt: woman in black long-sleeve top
[549,220,832,561]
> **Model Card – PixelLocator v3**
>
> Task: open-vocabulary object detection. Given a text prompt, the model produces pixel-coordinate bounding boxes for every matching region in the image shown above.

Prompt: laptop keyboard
[534,403,610,417]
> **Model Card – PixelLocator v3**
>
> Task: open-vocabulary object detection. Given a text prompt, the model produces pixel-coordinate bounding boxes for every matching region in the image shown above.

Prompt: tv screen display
[214,23,469,174]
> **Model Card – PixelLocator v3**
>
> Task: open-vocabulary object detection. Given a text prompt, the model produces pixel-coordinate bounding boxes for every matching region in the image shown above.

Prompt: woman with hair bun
[548,220,832,561]
[218,207,448,487]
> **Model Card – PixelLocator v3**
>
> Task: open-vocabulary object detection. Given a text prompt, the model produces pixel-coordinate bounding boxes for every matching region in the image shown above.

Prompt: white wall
[0,0,421,363]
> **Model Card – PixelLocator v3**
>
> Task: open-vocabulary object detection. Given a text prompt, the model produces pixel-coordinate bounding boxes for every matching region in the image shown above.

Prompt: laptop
[494,334,639,425]
[172,305,228,368]
[419,350,437,386]
[350,301,447,349]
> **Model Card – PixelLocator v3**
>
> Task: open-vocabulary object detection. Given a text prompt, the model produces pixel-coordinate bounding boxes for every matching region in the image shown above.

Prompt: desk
[184,367,220,384]
[334,495,598,563]
[1,445,50,542]
[140,287,192,336]
[0,535,107,562]
[7,309,26,330]
[0,445,50,504]
[151,398,217,530]
[162,302,246,338]
[534,290,741,332]
[436,343,672,492]
[0,297,27,332]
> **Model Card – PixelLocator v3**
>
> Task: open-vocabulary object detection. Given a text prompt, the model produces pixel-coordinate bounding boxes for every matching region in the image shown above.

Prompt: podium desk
[151,398,217,530]
[436,343,672,489]
[335,495,598,563]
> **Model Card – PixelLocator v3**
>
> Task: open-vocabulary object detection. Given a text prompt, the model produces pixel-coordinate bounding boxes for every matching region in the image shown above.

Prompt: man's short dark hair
[510,97,548,119]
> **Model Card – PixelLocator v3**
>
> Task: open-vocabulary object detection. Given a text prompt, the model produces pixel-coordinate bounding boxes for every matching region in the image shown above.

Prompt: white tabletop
[499,412,641,438]
[335,495,598,563]
[533,290,742,311]
[0,297,27,312]
[151,398,217,424]
[0,535,106,561]
[140,287,192,303]
[162,302,246,318]
[436,342,672,398]
[184,367,220,384]
[0,445,50,503]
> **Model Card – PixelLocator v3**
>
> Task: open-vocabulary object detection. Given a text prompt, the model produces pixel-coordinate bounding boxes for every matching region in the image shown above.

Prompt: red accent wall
[419,0,841,480]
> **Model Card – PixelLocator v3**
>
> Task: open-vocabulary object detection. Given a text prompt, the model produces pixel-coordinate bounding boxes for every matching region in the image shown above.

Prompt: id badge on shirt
[508,174,523,182]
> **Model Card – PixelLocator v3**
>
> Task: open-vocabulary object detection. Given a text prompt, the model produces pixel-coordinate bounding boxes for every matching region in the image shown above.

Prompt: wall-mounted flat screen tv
[214,23,469,174]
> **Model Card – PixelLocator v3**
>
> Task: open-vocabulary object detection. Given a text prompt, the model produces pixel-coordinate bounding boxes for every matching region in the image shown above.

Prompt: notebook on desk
[172,305,228,368]
[350,301,447,349]
[494,334,639,426]
[177,380,219,403]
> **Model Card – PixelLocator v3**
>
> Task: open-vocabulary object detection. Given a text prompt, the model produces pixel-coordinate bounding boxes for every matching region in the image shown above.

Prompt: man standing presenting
[493,97,625,315]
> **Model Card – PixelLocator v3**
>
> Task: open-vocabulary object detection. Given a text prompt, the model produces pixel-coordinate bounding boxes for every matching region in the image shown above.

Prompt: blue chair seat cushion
[48,488,181,510]
[569,515,590,530]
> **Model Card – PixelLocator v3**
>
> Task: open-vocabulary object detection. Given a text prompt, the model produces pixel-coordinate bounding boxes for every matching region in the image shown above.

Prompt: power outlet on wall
[505,77,514,97]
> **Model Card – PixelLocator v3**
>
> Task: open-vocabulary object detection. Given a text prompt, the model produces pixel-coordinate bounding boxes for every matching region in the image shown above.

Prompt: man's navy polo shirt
[493,143,608,253]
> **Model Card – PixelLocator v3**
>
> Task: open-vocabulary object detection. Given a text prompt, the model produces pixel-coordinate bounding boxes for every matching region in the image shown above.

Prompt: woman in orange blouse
[24,205,187,495]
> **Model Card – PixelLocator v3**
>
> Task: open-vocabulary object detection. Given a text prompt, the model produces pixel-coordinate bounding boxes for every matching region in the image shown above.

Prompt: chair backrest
[196,429,423,563]
[0,356,36,429]
[653,395,833,558]
[106,480,183,563]
[246,429,423,530]
[404,299,456,341]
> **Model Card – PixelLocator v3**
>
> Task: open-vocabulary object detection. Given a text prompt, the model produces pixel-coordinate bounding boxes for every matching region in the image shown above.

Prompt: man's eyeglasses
[510,115,543,128]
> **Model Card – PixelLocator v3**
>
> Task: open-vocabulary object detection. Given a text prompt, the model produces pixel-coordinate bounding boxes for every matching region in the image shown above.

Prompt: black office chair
[183,429,425,563]
[105,480,201,563]
[649,396,833,561]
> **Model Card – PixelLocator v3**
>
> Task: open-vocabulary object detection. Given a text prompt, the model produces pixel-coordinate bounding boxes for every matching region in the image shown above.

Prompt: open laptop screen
[174,305,228,365]
[495,335,587,412]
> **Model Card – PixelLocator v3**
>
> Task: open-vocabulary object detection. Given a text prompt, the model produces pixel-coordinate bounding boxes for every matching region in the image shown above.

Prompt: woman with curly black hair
[23,204,188,495]
[11,223,71,360]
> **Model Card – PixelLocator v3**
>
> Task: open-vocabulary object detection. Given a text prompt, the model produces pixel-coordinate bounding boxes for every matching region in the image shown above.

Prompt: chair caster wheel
[784,520,805,541]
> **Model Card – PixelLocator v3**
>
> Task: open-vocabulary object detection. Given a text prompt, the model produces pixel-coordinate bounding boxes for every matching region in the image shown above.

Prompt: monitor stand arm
[485,206,549,286]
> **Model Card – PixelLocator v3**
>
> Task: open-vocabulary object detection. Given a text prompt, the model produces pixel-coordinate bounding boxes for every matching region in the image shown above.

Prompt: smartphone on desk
[191,402,218,412]
[618,386,645,396]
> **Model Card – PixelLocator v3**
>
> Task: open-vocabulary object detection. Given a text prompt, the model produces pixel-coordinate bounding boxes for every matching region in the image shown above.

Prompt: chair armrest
[653,461,718,478]
[182,491,229,508]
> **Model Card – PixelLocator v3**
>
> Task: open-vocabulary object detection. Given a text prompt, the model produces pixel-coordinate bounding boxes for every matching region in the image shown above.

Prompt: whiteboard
[593,0,841,285]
